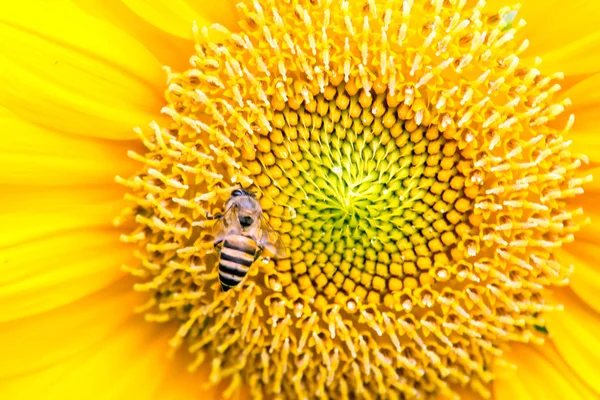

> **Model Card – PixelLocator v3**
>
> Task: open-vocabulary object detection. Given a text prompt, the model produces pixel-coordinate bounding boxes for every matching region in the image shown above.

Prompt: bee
[207,188,289,291]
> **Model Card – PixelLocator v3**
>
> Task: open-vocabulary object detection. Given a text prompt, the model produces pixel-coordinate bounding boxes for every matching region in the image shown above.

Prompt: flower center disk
[261,89,474,309]
[117,0,589,399]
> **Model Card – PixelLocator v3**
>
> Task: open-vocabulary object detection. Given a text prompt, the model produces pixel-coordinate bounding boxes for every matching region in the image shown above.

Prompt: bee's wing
[257,215,290,259]
[211,206,238,244]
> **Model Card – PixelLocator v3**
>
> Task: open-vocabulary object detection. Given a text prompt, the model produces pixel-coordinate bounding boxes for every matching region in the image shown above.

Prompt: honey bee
[207,188,289,291]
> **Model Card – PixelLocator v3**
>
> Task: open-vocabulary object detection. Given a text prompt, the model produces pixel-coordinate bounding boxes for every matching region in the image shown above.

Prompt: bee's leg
[206,211,223,220]
[254,248,263,263]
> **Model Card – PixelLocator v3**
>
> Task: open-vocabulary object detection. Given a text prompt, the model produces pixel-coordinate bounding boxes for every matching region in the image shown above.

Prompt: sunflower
[1,0,600,399]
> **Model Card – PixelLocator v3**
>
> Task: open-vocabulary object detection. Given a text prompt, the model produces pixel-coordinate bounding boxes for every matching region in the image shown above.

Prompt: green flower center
[257,89,475,309]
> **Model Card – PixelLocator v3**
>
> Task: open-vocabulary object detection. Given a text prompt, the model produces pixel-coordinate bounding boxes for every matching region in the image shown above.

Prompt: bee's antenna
[206,211,223,220]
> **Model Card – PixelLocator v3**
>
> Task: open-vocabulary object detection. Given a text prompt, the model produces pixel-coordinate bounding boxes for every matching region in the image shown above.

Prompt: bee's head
[238,214,254,228]
[231,188,255,198]
[228,188,259,228]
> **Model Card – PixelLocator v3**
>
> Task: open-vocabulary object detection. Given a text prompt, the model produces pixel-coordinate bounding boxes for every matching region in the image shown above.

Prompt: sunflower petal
[556,74,600,162]
[568,130,600,163]
[153,352,235,400]
[0,280,179,400]
[558,243,600,314]
[0,228,132,322]
[535,31,600,76]
[0,278,138,378]
[567,166,600,214]
[73,0,193,70]
[505,1,600,54]
[560,72,600,112]
[579,166,600,192]
[565,104,600,162]
[537,341,600,400]
[480,0,600,76]
[122,0,238,39]
[0,185,126,248]
[40,322,171,400]
[558,165,600,311]
[0,110,138,185]
[546,288,600,396]
[0,2,164,139]
[493,365,531,400]
[494,342,598,400]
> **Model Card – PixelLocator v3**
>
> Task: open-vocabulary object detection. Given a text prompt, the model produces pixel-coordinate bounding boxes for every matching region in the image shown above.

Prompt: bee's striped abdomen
[218,235,257,291]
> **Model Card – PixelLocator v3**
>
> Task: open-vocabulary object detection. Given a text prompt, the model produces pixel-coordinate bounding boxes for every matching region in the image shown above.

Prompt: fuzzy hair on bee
[207,188,289,291]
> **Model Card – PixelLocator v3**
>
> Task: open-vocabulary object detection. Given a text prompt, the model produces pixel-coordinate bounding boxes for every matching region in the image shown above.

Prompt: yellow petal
[537,341,600,400]
[0,358,78,399]
[558,165,600,310]
[558,166,600,312]
[535,31,600,76]
[154,352,246,400]
[569,166,600,213]
[0,228,131,322]
[0,185,125,248]
[565,105,600,163]
[559,242,600,314]
[568,130,600,163]
[546,288,600,396]
[0,110,139,185]
[0,280,185,400]
[0,278,138,378]
[480,0,600,76]
[493,364,531,400]
[41,322,171,400]
[509,0,600,55]
[494,342,598,400]
[122,0,238,40]
[562,72,600,109]
[74,0,194,70]
[579,166,600,192]
[0,2,164,139]
[554,74,600,162]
